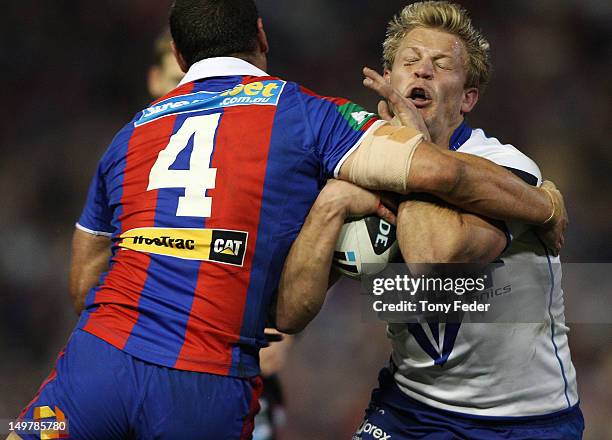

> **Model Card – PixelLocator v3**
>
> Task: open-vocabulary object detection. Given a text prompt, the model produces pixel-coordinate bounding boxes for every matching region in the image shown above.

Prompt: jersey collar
[448,121,472,151]
[178,57,268,87]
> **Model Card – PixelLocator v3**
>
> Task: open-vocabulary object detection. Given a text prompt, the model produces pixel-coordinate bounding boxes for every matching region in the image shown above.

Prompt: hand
[264,327,284,343]
[260,328,294,376]
[363,67,431,141]
[318,179,397,225]
[537,180,568,256]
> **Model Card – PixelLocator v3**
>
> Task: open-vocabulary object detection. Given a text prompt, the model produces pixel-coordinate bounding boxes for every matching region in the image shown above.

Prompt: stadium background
[1,1,610,438]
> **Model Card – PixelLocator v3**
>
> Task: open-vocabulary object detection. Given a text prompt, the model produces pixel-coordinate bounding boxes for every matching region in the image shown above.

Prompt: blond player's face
[385,27,477,143]
[149,52,185,99]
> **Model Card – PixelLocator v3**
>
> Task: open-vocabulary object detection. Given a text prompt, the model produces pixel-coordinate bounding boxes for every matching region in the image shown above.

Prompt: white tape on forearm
[348,124,424,193]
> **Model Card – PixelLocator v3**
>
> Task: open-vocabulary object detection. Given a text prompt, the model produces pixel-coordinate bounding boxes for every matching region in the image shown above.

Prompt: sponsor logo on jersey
[337,101,376,131]
[351,110,371,125]
[354,419,391,440]
[209,229,248,266]
[135,80,286,126]
[218,80,284,106]
[119,227,248,266]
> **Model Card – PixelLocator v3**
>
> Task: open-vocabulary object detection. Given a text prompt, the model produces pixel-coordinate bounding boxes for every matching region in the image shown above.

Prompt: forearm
[339,131,551,225]
[70,229,111,314]
[70,256,110,314]
[409,142,552,225]
[276,201,345,334]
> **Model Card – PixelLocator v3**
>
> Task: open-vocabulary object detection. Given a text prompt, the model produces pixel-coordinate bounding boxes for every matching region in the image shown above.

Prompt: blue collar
[448,121,472,151]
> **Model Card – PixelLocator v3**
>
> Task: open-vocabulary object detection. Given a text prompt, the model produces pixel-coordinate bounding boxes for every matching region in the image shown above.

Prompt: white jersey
[390,128,579,417]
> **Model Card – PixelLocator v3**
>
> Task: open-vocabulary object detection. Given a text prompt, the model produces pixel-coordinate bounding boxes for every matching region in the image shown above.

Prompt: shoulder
[285,82,362,111]
[458,128,541,186]
[249,76,374,120]
[95,117,142,173]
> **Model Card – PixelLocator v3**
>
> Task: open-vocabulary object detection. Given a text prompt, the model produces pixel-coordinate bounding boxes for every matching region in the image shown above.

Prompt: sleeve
[458,133,543,245]
[458,133,542,186]
[76,159,113,237]
[297,87,384,178]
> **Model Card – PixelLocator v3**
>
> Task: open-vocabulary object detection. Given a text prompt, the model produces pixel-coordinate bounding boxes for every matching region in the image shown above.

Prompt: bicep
[398,196,506,264]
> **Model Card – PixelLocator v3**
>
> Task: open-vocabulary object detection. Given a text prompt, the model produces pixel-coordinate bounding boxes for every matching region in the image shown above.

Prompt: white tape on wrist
[348,124,424,193]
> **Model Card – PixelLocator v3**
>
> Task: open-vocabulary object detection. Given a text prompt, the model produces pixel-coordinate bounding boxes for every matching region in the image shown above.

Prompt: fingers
[376,201,397,226]
[540,180,557,192]
[538,179,568,255]
[540,225,562,256]
[378,100,394,121]
[379,191,399,214]
[362,67,409,116]
[363,67,432,140]
[540,230,559,256]
[554,237,561,256]
[363,66,393,100]
[552,234,561,256]
[363,66,385,84]
[560,228,565,247]
[264,327,284,342]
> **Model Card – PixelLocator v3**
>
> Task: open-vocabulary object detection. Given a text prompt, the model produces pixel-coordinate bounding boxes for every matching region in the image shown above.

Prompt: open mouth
[408,87,432,107]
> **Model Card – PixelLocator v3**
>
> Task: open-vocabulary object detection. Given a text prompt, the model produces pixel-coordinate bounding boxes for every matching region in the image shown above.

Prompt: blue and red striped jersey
[76,58,381,377]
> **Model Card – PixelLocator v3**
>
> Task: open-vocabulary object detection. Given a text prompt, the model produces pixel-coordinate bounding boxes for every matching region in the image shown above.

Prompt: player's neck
[432,118,464,149]
[231,52,267,73]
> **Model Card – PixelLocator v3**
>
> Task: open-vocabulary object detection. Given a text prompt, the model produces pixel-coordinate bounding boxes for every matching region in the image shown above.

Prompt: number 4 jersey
[76,57,381,377]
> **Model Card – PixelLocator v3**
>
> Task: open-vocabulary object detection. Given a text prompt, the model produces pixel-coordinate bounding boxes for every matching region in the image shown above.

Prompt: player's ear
[461,87,479,114]
[383,68,392,83]
[171,40,189,73]
[256,18,269,54]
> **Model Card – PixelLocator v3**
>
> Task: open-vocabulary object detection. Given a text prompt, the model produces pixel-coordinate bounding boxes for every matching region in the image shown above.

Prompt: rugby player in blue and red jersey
[70,28,291,440]
[11,0,568,439]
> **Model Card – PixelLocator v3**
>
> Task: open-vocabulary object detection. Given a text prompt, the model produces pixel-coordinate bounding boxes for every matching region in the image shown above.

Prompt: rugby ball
[333,215,399,279]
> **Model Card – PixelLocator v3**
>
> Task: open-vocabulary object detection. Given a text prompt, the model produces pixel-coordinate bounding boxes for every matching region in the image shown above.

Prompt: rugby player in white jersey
[276,2,582,438]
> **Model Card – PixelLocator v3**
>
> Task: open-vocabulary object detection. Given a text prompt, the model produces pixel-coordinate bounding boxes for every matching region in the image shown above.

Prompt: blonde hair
[383,1,491,91]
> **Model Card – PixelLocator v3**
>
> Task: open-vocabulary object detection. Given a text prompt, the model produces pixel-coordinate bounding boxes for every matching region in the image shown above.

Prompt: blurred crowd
[1,1,611,438]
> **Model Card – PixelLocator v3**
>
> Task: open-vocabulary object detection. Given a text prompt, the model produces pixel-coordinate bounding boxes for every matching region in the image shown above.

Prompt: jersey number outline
[147,113,221,217]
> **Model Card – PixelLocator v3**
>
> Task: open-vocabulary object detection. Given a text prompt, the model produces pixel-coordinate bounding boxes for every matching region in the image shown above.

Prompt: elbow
[275,318,304,335]
[274,298,309,335]
[275,305,308,334]
[275,295,322,335]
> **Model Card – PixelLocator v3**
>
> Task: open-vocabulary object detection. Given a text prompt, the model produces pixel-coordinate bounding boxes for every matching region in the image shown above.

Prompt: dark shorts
[17,329,262,440]
[353,367,584,440]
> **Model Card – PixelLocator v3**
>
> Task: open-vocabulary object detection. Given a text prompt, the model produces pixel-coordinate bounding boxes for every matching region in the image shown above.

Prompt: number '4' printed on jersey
[148,114,220,218]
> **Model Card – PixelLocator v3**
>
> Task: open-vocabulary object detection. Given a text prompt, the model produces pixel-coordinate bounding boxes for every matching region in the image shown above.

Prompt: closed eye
[435,61,453,70]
